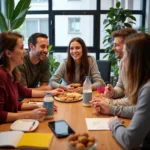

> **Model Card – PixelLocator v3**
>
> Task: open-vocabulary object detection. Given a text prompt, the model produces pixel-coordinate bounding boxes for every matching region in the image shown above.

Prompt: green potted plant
[48,45,60,76]
[0,0,31,32]
[103,1,136,84]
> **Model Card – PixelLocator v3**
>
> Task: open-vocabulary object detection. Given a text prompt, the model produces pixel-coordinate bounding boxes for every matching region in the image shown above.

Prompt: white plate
[10,119,39,132]
[54,96,82,103]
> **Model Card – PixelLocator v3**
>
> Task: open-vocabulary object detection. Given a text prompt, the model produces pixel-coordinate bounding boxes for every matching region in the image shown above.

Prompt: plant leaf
[116,2,120,8]
[128,15,136,21]
[0,13,8,31]
[103,19,109,25]
[106,29,111,34]
[48,45,53,52]
[103,54,108,59]
[6,0,14,19]
[128,21,136,24]
[11,14,26,30]
[104,24,110,28]
[12,0,31,20]
[124,23,132,28]
[54,62,60,66]
[11,7,30,30]
[13,8,28,20]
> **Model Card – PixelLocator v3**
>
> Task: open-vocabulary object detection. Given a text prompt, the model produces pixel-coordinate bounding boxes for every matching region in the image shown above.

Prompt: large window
[12,0,147,61]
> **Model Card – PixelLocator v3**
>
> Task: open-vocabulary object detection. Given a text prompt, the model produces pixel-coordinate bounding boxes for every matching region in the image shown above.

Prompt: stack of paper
[85,118,110,130]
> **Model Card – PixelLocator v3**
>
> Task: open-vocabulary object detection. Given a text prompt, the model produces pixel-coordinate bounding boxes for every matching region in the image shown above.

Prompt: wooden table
[0,91,130,150]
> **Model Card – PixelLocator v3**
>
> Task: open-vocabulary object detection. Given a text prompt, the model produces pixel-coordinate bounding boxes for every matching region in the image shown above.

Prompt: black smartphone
[48,120,75,138]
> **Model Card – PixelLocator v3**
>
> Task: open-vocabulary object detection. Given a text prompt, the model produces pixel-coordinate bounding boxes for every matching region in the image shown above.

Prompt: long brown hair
[125,33,150,104]
[66,37,89,83]
[0,32,23,82]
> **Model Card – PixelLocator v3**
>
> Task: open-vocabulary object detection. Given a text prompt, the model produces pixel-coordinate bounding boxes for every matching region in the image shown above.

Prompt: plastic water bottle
[43,92,54,119]
[82,76,92,106]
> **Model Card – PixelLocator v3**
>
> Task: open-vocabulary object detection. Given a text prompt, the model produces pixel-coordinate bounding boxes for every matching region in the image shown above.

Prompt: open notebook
[0,131,53,149]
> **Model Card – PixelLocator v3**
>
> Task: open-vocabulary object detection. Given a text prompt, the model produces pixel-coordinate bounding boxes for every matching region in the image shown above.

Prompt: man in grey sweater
[91,32,150,149]
[91,28,137,119]
[104,28,137,106]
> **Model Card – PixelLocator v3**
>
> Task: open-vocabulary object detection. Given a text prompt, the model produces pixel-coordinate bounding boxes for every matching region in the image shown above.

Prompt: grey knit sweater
[49,56,104,89]
[109,81,150,149]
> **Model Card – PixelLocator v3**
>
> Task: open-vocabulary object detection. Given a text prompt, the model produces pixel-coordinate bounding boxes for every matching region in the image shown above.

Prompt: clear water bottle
[43,92,54,119]
[82,76,92,106]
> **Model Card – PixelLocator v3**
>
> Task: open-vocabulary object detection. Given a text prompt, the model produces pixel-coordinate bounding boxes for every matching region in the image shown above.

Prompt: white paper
[0,131,23,148]
[85,118,110,130]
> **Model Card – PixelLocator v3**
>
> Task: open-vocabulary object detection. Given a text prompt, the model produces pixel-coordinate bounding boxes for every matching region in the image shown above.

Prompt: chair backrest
[96,60,111,84]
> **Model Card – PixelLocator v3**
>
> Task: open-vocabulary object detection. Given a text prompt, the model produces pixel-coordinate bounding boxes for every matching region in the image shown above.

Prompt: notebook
[0,131,53,149]
[85,118,110,130]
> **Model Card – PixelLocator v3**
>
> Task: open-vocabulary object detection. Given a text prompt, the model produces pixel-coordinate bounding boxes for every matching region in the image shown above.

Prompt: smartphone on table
[48,120,75,138]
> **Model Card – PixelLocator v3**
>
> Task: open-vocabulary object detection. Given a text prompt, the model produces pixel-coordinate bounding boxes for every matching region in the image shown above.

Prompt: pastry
[71,83,81,88]
[56,92,82,102]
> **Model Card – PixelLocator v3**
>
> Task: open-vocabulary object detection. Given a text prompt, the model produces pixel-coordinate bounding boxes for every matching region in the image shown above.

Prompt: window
[52,0,96,10]
[25,19,48,38]
[55,15,93,46]
[26,20,38,38]
[68,18,80,34]
[25,18,48,40]
[100,0,143,10]
[15,14,48,48]
[13,0,146,61]
[30,0,48,10]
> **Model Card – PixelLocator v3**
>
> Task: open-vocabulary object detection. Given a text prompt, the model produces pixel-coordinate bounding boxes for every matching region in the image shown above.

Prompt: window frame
[25,0,147,60]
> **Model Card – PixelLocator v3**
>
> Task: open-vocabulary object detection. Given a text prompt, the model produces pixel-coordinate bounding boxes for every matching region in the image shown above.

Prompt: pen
[29,121,35,131]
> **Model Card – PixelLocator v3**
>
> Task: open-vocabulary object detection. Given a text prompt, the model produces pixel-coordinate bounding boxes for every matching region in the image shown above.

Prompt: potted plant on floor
[103,1,136,85]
